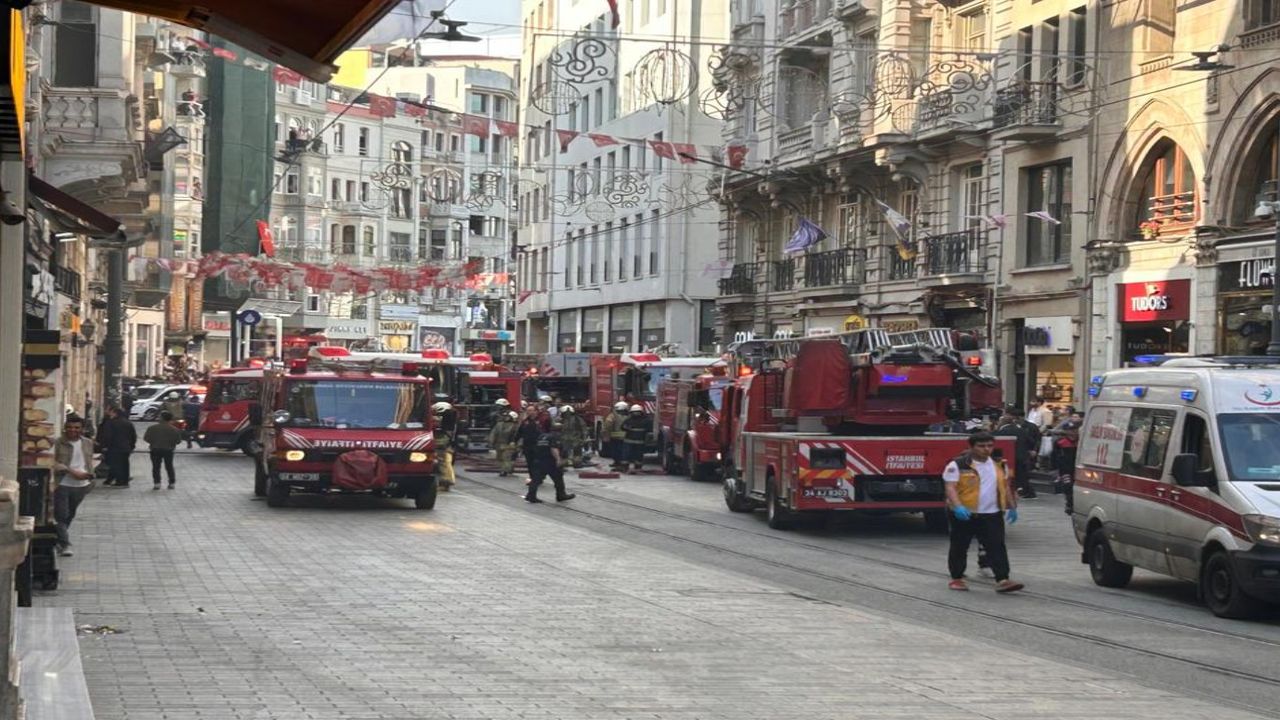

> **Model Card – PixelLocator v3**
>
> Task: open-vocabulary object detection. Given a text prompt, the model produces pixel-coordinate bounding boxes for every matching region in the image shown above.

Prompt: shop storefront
[640,302,665,349]
[557,309,578,352]
[609,304,635,352]
[581,308,605,352]
[1217,257,1274,356]
[1117,279,1191,364]
[201,312,231,369]
[1022,316,1075,409]
[418,325,455,352]
[378,320,416,351]
[324,318,373,349]
[462,328,513,357]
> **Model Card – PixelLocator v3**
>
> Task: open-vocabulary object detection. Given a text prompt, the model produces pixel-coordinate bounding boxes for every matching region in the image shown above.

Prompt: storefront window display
[1219,257,1274,356]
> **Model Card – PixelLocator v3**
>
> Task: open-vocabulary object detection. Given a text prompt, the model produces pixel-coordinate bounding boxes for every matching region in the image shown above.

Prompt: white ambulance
[1075,356,1280,618]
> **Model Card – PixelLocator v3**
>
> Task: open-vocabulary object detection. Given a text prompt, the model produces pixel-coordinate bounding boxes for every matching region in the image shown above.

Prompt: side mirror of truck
[248,404,263,426]
[1172,453,1206,487]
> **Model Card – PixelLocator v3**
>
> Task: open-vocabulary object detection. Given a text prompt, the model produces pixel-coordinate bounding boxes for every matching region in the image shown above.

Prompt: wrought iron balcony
[884,246,916,281]
[719,262,760,296]
[992,82,1060,141]
[771,258,796,291]
[922,228,988,278]
[54,265,82,301]
[800,248,864,289]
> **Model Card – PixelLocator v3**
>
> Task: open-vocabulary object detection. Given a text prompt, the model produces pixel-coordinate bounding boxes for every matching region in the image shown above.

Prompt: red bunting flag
[402,101,427,117]
[211,47,238,61]
[674,143,698,164]
[649,140,677,161]
[517,290,534,305]
[496,120,520,137]
[727,144,748,169]
[368,94,397,117]
[606,0,620,28]
[256,221,275,258]
[185,37,213,50]
[463,114,492,138]
[272,66,303,86]
[588,133,619,147]
[556,129,580,152]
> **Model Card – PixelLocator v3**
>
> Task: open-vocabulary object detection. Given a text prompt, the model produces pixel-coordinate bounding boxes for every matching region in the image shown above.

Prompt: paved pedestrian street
[37,449,1280,719]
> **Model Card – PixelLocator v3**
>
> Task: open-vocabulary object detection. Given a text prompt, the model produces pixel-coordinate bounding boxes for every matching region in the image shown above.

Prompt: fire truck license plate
[279,473,320,482]
[802,487,849,498]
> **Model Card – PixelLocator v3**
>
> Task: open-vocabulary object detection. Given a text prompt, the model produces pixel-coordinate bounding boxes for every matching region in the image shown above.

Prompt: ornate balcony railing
[884,246,915,281]
[771,258,796,291]
[800,247,864,288]
[718,262,759,296]
[993,82,1059,129]
[923,228,988,276]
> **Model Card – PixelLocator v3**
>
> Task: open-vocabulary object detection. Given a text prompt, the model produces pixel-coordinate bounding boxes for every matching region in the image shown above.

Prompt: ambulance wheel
[765,477,795,530]
[1086,528,1133,588]
[923,510,950,534]
[1201,549,1262,619]
[266,477,290,508]
[253,456,268,497]
[414,481,438,510]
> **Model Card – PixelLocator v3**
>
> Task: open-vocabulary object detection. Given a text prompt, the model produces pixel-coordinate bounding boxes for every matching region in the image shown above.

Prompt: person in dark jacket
[516,410,544,480]
[994,410,1038,499]
[95,405,137,487]
[182,393,202,448]
[524,429,574,504]
[143,411,183,489]
[621,405,651,473]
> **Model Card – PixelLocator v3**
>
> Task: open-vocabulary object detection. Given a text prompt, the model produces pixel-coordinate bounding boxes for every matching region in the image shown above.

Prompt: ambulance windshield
[1219,413,1280,481]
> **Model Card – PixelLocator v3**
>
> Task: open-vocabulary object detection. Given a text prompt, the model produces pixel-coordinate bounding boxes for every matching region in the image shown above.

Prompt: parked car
[128,384,192,421]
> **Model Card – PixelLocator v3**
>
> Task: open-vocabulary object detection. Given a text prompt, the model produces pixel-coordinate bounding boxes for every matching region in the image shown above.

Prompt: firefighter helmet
[538,395,553,403]
[432,402,452,413]
[495,398,510,407]
[561,405,574,414]
[508,411,518,420]
[629,404,644,413]
[614,401,629,411]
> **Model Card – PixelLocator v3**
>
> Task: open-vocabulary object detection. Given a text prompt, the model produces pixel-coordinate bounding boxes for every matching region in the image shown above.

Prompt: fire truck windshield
[639,368,673,398]
[283,381,429,429]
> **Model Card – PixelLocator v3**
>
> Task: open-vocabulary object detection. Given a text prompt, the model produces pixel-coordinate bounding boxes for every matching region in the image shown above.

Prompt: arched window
[392,140,413,163]
[1241,123,1280,225]
[1134,141,1196,234]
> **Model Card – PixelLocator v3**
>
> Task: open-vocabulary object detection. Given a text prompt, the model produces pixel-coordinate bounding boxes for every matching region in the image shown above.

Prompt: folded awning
[81,0,403,81]
[28,174,124,238]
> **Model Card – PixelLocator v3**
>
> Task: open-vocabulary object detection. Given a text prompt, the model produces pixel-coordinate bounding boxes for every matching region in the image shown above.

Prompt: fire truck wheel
[414,481,438,510]
[765,477,796,530]
[240,435,262,457]
[923,510,950,534]
[723,477,754,513]
[253,457,268,498]
[266,477,290,508]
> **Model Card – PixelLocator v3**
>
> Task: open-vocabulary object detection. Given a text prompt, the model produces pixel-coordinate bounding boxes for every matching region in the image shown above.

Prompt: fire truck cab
[656,370,734,480]
[252,352,437,509]
[589,353,723,451]
[197,367,264,455]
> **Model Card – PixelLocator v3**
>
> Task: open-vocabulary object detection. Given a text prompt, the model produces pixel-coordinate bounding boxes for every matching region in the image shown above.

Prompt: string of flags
[130,252,486,293]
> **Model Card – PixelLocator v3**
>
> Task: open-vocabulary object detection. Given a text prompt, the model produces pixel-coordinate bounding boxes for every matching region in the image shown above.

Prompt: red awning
[81,1,403,80]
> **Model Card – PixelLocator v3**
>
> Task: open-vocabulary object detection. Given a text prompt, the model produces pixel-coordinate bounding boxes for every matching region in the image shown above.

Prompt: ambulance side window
[1180,413,1217,481]
[1122,409,1177,480]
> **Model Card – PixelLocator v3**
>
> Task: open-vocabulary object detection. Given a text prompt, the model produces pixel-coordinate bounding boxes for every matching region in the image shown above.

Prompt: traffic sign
[237,309,262,326]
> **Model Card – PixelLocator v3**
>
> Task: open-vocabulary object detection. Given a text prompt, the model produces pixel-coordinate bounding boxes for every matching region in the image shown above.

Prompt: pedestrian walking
[488,411,520,477]
[433,402,458,491]
[558,405,588,468]
[52,416,97,557]
[524,428,575,504]
[621,404,650,473]
[603,401,628,471]
[143,411,183,489]
[182,392,202,448]
[943,432,1024,593]
[516,410,543,478]
[95,405,136,487]
[1051,410,1083,513]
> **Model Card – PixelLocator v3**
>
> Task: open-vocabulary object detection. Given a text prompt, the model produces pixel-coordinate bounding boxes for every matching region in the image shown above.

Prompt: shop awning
[81,0,403,81]
[28,174,125,238]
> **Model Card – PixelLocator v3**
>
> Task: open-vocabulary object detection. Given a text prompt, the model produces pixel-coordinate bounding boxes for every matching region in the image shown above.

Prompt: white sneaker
[58,547,73,557]
[978,566,994,578]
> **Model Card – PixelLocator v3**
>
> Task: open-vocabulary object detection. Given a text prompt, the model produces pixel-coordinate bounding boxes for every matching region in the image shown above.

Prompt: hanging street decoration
[130,253,483,295]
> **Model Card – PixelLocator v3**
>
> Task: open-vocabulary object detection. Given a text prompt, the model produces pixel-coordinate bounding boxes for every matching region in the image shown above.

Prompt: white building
[514,0,727,354]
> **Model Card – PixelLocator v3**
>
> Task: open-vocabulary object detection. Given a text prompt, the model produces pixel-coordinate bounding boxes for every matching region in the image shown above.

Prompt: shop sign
[1219,258,1275,292]
[463,329,513,342]
[419,326,456,350]
[881,320,919,333]
[379,320,416,334]
[202,312,231,337]
[1118,279,1190,323]
[325,319,371,340]
[1022,316,1074,355]
[380,304,418,320]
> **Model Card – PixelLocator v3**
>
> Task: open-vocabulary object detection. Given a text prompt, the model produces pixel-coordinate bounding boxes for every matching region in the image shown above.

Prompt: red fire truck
[719,329,1011,531]
[251,352,437,509]
[587,353,724,450]
[655,370,735,481]
[197,367,264,454]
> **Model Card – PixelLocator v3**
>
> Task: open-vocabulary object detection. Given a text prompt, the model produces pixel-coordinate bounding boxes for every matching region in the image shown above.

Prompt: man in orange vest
[943,432,1024,593]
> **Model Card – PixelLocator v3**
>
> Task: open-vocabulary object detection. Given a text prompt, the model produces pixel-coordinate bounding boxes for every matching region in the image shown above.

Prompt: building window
[1135,142,1196,232]
[649,209,660,274]
[307,295,322,313]
[363,226,376,256]
[332,123,345,153]
[389,232,412,262]
[469,93,489,114]
[330,178,342,200]
[1042,16,1060,84]
[958,7,986,51]
[358,128,370,156]
[284,171,300,195]
[392,140,413,163]
[307,172,323,197]
[360,182,370,203]
[1068,7,1088,86]
[1025,161,1072,266]
[54,1,97,87]
[1242,125,1280,224]
[341,225,356,255]
[430,229,447,260]
[1247,0,1280,29]
[960,164,984,230]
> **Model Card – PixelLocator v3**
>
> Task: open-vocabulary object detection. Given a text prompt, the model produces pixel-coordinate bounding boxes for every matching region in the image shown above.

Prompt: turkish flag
[185,37,212,50]
[402,101,427,117]
[588,133,619,147]
[727,145,748,169]
[463,114,492,138]
[673,143,698,164]
[211,47,238,61]
[272,66,302,86]
[606,0,620,28]
[368,94,397,117]
[256,221,275,258]
[496,120,520,137]
[556,129,580,152]
[649,140,677,161]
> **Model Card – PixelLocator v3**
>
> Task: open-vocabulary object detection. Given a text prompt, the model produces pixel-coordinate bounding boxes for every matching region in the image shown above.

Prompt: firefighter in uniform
[621,404,650,473]
[433,401,458,490]
[488,410,520,476]
[558,405,588,468]
[603,401,628,471]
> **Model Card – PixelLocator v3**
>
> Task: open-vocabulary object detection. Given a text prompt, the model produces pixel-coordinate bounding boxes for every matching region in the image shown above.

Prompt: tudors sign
[1118,279,1191,323]
[1219,258,1275,292]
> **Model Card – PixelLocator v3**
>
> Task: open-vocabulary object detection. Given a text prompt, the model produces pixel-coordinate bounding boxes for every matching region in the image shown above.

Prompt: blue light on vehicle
[1133,355,1165,365]
[882,374,908,383]
[1133,387,1147,398]
[1090,376,1103,385]
[1088,386,1100,397]
[1181,389,1198,401]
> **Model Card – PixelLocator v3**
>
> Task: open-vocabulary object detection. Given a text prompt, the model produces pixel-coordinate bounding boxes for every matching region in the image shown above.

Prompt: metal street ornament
[636,46,697,108]
[548,37,614,84]
[603,171,650,208]
[531,80,580,116]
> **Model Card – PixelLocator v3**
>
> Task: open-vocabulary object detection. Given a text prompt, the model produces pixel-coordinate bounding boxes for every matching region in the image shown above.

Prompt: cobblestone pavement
[37,449,1280,719]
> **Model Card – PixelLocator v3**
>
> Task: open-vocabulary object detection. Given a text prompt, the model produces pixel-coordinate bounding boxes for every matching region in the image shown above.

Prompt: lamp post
[1256,199,1280,356]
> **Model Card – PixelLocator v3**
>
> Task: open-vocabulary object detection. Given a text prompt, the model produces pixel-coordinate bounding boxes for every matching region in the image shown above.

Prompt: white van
[1075,356,1280,618]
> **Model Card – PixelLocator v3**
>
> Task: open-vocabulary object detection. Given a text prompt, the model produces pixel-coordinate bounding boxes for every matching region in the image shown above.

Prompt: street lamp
[1254,198,1280,356]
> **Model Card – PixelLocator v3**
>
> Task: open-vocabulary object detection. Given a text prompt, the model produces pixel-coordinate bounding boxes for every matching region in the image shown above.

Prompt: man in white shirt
[51,416,97,557]
[942,432,1023,593]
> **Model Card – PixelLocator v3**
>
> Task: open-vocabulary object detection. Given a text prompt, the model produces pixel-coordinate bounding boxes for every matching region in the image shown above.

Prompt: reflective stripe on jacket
[951,452,1013,512]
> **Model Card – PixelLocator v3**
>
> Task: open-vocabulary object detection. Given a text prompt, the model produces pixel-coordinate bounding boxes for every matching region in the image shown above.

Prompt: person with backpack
[943,432,1024,593]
